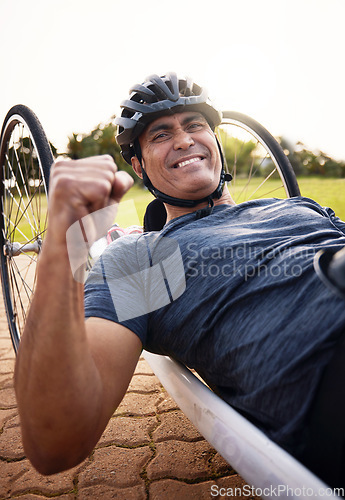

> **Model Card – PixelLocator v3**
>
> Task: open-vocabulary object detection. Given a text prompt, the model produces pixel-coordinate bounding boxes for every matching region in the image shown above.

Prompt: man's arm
[14,156,141,475]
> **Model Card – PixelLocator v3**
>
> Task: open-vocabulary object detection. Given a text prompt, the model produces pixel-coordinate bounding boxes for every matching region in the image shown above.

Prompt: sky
[0,0,344,160]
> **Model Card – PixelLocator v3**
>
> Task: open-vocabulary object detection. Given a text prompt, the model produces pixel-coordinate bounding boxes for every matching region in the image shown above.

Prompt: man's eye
[187,122,204,131]
[152,132,168,142]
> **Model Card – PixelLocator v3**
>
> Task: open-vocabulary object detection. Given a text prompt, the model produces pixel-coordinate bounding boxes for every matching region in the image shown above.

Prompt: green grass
[117,177,345,226]
[11,176,345,240]
[296,177,345,221]
[117,184,154,227]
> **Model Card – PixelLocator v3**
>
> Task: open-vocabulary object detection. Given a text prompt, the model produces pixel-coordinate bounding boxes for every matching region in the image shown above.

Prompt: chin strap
[141,168,232,212]
[141,168,232,208]
[195,197,215,219]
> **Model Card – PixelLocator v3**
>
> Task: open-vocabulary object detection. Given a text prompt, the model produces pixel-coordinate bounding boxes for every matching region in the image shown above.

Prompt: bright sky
[1,0,344,160]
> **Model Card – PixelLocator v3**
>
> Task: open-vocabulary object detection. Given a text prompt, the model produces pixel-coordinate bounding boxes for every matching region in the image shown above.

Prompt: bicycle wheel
[218,111,300,202]
[0,105,53,353]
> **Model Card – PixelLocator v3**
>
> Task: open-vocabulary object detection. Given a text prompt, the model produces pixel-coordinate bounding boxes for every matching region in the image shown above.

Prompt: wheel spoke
[2,185,43,241]
[8,260,29,333]
[8,135,39,234]
[246,167,278,199]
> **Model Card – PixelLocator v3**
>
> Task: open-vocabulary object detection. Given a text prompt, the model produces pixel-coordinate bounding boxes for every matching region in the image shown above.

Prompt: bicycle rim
[0,105,52,353]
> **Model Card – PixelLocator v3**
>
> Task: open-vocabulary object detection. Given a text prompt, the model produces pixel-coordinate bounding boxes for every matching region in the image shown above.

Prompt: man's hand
[47,155,134,245]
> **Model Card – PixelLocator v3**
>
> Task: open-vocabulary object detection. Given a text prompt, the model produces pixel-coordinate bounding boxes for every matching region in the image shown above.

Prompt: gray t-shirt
[84,197,345,455]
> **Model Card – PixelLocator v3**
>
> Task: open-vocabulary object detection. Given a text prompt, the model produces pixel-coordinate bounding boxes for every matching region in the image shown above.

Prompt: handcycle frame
[0,105,337,498]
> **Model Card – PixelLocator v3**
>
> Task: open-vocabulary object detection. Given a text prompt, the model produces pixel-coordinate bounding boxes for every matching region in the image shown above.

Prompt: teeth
[176,157,202,168]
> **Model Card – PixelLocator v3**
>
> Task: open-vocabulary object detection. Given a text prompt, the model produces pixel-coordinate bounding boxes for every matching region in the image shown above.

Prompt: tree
[278,138,345,178]
[66,119,139,183]
[66,118,345,181]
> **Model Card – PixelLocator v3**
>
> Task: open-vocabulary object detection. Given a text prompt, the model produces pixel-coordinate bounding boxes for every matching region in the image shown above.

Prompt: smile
[173,156,204,168]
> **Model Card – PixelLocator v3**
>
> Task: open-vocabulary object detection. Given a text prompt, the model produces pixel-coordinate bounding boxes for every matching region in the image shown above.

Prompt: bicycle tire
[219,111,300,201]
[0,105,53,353]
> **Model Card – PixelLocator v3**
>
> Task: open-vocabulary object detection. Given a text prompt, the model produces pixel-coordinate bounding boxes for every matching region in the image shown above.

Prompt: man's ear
[131,156,143,179]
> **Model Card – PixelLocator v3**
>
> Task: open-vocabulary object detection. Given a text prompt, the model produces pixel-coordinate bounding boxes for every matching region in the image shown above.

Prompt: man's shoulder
[233,196,326,215]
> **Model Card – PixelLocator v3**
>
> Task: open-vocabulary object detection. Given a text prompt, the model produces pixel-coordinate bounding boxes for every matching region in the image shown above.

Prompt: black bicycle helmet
[116,73,222,164]
[115,73,231,210]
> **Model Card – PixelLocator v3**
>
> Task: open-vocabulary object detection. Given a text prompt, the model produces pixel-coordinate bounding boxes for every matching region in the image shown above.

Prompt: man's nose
[173,130,194,150]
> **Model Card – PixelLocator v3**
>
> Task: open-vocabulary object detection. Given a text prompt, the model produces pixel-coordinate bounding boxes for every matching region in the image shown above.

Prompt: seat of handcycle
[140,199,340,497]
[143,198,167,232]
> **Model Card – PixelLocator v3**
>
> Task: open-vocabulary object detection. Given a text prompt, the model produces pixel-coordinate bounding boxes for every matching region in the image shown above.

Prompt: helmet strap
[195,197,215,219]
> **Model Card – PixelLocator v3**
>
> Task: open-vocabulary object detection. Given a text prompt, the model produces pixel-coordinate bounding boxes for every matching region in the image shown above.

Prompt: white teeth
[176,157,202,168]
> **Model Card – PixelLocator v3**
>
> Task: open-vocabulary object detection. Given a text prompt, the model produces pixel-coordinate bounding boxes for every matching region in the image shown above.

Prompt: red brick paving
[0,288,260,499]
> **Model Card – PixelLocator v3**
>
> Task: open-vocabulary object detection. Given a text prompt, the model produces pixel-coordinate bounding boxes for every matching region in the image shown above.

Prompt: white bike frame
[143,352,337,499]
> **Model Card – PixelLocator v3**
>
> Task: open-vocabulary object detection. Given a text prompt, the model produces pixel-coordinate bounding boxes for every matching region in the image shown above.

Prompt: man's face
[134,111,222,201]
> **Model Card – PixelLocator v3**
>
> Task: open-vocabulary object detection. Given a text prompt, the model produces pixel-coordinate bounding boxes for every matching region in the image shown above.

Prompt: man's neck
[165,186,236,223]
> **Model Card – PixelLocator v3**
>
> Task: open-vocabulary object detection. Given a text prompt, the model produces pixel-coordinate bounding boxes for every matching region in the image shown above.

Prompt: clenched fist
[49,155,133,224]
[45,155,134,277]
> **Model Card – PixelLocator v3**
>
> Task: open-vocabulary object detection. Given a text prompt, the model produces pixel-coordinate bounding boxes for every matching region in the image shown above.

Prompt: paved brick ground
[0,287,260,499]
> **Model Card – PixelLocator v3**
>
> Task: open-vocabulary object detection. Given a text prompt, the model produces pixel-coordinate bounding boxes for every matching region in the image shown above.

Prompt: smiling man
[130,111,232,216]
[14,73,345,490]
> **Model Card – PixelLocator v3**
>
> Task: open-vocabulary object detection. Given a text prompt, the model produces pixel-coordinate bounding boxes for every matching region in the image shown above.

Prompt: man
[14,73,345,487]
